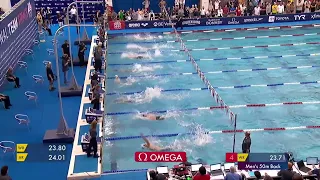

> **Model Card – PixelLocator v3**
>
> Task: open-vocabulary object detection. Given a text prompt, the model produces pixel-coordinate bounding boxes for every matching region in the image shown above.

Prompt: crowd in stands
[109,0,320,21]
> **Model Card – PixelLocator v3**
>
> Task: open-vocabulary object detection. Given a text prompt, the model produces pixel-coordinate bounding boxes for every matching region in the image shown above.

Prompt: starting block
[91,57,106,68]
[80,133,102,152]
[90,72,105,82]
[88,88,105,100]
[85,108,104,124]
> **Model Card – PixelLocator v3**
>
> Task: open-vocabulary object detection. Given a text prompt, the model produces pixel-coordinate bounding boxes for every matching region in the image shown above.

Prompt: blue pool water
[103,26,320,171]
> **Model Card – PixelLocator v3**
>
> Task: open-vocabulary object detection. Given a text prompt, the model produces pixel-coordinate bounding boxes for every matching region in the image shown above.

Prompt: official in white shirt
[70,6,77,23]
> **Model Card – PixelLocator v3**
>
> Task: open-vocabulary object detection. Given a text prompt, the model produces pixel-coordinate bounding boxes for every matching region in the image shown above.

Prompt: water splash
[120,76,138,86]
[126,43,148,51]
[133,34,156,41]
[154,49,162,57]
[120,52,152,59]
[132,63,163,73]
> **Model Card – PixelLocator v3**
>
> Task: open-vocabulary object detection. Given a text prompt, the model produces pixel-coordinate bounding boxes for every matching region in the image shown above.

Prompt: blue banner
[125,12,320,29]
[0,0,37,87]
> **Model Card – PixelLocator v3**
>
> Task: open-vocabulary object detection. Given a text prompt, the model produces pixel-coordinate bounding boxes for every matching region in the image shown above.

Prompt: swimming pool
[103,25,320,171]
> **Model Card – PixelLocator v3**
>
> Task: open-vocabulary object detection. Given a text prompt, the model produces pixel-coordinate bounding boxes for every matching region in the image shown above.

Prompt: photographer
[78,42,87,67]
[46,62,55,91]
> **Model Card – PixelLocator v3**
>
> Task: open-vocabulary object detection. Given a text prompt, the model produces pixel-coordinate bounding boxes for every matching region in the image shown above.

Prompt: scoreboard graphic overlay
[16,144,67,162]
[226,153,289,170]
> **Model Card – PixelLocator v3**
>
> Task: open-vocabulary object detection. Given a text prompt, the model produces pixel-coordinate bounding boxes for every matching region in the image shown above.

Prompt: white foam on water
[120,52,152,59]
[126,43,148,51]
[132,63,163,73]
[154,49,162,57]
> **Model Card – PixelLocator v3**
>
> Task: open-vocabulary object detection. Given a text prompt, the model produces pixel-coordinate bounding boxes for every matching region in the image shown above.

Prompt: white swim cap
[115,75,118,78]
[141,144,146,149]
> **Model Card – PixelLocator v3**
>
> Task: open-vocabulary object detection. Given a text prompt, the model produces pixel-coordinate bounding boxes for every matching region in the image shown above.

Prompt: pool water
[103,26,320,171]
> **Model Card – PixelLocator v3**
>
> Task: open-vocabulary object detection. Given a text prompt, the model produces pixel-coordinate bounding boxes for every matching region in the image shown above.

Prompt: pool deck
[67,35,104,180]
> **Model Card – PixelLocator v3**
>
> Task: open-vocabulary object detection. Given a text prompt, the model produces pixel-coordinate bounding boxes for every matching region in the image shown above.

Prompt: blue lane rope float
[106,80,320,96]
[107,53,320,66]
[107,65,320,79]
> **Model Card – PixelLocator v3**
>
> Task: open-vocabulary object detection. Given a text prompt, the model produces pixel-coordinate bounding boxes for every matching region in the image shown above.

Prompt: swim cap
[141,144,146,149]
[115,75,118,78]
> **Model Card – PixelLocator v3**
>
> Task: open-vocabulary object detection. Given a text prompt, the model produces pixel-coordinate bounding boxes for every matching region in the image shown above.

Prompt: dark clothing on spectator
[94,47,103,73]
[92,90,100,110]
[311,169,320,179]
[62,56,69,72]
[57,14,63,22]
[87,128,98,157]
[277,169,295,180]
[242,137,251,153]
[0,94,12,109]
[0,175,12,180]
[46,67,54,81]
[61,43,70,57]
[78,44,86,66]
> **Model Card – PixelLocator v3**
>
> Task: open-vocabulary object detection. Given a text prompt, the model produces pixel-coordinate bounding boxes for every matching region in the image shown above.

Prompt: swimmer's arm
[140,133,150,147]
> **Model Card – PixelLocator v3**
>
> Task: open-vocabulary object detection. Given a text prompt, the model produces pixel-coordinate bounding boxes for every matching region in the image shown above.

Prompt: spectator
[277,2,284,14]
[242,131,251,153]
[149,170,157,180]
[264,173,273,180]
[36,11,43,31]
[143,0,150,12]
[311,0,316,12]
[0,8,5,16]
[193,166,210,180]
[277,162,295,180]
[57,12,64,28]
[296,0,304,13]
[46,62,55,91]
[304,0,311,12]
[223,4,229,17]
[247,0,254,15]
[225,166,241,180]
[61,40,71,58]
[91,85,101,110]
[254,5,260,15]
[86,120,98,158]
[0,94,12,109]
[254,171,262,179]
[272,2,278,14]
[61,54,70,84]
[201,7,206,18]
[315,0,320,11]
[229,5,236,16]
[6,67,20,88]
[70,6,77,23]
[159,0,166,12]
[118,10,124,20]
[236,6,242,16]
[214,0,220,13]
[46,7,52,26]
[308,162,320,179]
[217,6,223,17]
[266,2,271,15]
[0,166,11,180]
[240,3,246,15]
[78,42,87,67]
[260,3,266,15]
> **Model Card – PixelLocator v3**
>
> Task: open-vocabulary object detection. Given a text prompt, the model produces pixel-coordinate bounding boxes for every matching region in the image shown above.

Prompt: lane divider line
[107,42,320,54]
[106,101,320,115]
[107,65,320,79]
[162,24,320,35]
[105,125,320,141]
[165,9,236,122]
[106,80,320,95]
[108,53,320,66]
[108,32,320,44]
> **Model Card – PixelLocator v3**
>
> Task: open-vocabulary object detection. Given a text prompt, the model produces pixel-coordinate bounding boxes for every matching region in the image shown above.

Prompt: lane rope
[107,65,320,79]
[105,125,320,141]
[103,169,148,174]
[108,41,320,54]
[106,80,320,96]
[108,33,320,45]
[165,9,236,123]
[108,53,320,66]
[107,101,320,116]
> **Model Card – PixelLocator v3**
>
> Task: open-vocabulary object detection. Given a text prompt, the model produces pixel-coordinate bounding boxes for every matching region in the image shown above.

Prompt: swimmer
[114,75,121,84]
[140,133,171,151]
[114,97,134,104]
[140,113,165,121]
[127,53,150,59]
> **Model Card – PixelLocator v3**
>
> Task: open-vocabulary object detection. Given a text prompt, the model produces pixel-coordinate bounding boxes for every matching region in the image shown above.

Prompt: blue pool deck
[67,35,104,180]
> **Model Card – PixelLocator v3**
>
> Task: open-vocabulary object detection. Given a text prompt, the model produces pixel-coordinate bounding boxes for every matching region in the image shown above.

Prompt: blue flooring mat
[0,24,94,180]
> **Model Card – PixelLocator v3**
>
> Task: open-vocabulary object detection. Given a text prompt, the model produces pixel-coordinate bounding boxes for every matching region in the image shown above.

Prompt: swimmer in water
[127,53,150,59]
[140,133,171,151]
[114,98,134,104]
[141,113,165,120]
[114,75,121,84]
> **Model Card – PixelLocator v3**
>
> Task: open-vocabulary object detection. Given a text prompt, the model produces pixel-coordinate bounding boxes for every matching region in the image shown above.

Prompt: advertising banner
[0,0,37,87]
[109,20,125,30]
[123,12,320,29]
